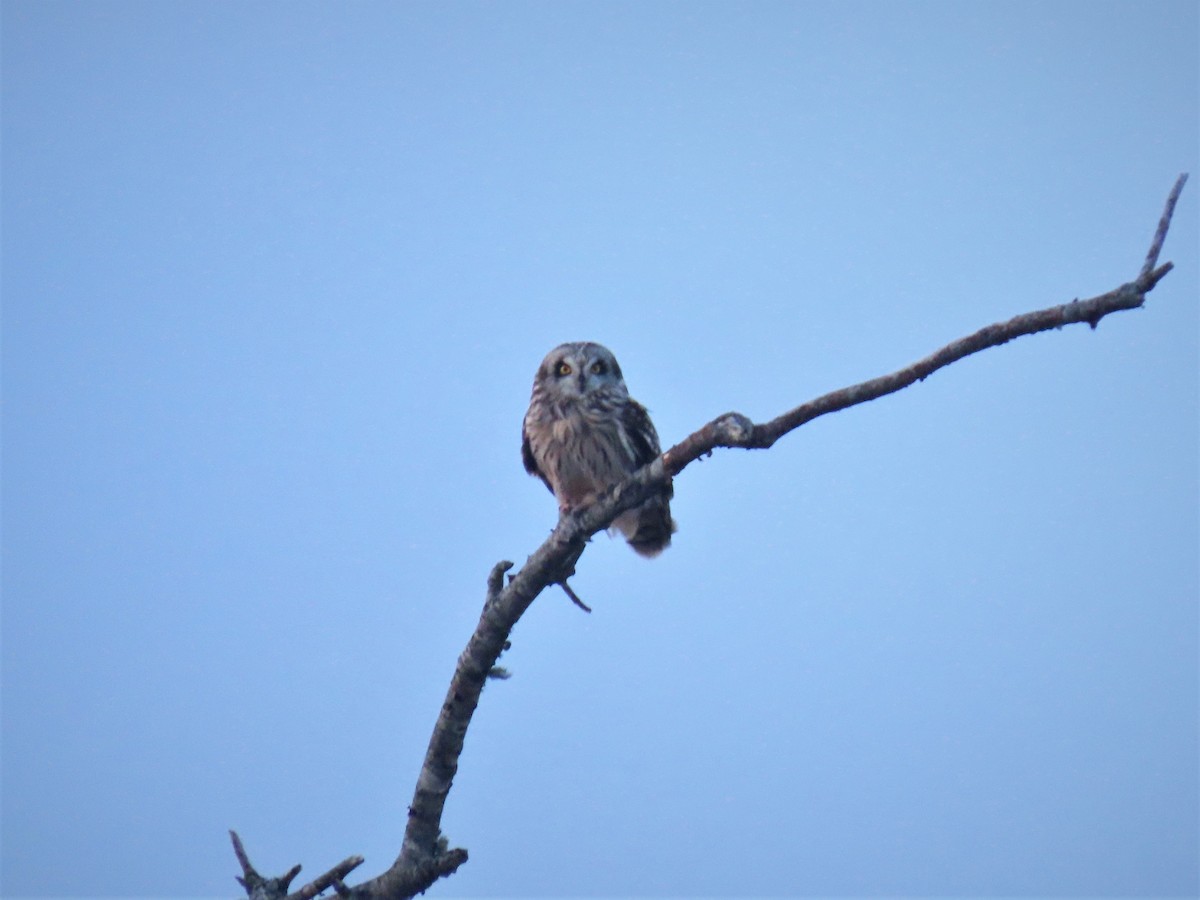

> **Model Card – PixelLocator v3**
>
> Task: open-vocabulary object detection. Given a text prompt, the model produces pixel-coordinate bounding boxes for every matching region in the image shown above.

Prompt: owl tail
[614,496,677,558]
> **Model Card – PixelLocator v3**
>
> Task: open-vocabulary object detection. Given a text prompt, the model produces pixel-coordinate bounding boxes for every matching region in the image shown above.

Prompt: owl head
[534,341,629,400]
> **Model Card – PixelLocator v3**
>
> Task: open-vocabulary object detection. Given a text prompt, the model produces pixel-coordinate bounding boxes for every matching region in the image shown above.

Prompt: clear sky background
[2,2,1197,898]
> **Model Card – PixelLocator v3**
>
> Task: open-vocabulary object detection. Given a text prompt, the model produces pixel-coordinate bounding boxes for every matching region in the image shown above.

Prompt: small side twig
[288,855,365,900]
[559,580,592,613]
[230,831,363,900]
[230,829,257,885]
[1141,173,1188,280]
[485,560,513,606]
[230,831,301,900]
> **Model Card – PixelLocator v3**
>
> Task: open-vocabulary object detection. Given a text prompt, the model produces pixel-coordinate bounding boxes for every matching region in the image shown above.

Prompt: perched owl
[522,341,676,557]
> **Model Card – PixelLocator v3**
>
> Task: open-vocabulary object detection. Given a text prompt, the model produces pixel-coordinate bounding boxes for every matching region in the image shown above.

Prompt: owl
[522,341,676,557]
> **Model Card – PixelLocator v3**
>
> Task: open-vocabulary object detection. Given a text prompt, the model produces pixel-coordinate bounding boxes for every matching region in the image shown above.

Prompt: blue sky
[2,2,1197,897]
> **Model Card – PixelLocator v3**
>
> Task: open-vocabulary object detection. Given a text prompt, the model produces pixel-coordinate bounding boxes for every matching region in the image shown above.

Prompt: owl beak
[577,372,587,391]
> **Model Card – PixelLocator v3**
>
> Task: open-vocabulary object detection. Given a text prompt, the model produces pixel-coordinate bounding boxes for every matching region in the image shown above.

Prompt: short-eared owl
[522,341,675,557]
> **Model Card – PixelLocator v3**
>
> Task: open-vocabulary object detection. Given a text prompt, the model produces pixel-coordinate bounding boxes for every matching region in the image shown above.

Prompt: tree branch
[289,855,368,900]
[661,270,1164,470]
[229,830,363,900]
[1141,172,1188,280]
[232,174,1187,900]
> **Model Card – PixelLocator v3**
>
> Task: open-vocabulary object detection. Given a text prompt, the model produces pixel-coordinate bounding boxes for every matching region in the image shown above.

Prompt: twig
[230,831,363,900]
[1141,173,1188,280]
[230,835,300,897]
[230,830,301,899]
[230,830,257,885]
[288,855,365,900]
[560,579,593,613]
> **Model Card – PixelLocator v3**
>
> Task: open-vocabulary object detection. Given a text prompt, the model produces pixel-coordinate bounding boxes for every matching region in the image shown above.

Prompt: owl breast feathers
[522,341,676,557]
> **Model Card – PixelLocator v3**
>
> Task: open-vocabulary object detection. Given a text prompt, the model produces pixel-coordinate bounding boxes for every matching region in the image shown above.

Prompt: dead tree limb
[232,173,1188,900]
[229,830,364,900]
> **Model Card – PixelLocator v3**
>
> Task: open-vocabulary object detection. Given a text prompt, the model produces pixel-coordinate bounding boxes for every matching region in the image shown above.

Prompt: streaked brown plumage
[522,341,675,557]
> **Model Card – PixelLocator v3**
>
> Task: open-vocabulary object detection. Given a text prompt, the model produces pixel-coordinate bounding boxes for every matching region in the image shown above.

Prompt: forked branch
[233,174,1188,900]
[229,830,363,900]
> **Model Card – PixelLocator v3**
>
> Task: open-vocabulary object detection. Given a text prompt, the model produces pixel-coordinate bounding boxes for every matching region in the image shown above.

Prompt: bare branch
[665,175,1189,472]
[230,831,364,900]
[356,847,468,899]
[1141,173,1188,280]
[229,831,300,900]
[560,579,593,613]
[230,830,257,886]
[486,558,512,603]
[288,855,366,900]
[663,281,1146,469]
[233,175,1187,900]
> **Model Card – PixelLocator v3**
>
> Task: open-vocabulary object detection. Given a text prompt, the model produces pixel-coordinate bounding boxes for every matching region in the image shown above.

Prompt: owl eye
[556,361,573,376]
[590,361,606,375]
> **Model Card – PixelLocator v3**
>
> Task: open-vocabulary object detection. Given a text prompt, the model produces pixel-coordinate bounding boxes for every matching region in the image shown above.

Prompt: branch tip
[486,560,514,604]
[1140,172,1188,280]
[280,864,302,890]
[560,580,592,613]
[1139,260,1175,292]
[230,830,255,879]
[287,854,365,900]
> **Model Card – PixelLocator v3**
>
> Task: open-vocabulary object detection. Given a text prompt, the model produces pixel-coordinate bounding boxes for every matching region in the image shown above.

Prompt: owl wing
[521,420,554,492]
[622,400,665,469]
